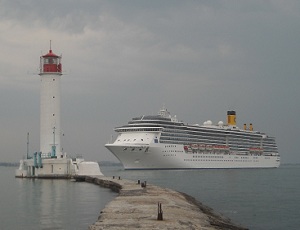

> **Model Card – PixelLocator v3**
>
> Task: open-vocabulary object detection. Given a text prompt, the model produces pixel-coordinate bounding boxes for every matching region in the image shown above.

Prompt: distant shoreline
[0,162,19,167]
[3,161,300,168]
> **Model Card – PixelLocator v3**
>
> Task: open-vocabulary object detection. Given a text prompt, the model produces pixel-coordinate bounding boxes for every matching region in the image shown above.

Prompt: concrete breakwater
[75,175,247,230]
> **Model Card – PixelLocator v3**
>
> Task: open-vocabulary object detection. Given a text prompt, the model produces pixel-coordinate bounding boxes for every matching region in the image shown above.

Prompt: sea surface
[0,164,299,230]
[0,167,117,230]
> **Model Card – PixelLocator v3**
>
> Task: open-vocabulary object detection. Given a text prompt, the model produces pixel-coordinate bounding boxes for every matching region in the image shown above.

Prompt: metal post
[157,202,163,220]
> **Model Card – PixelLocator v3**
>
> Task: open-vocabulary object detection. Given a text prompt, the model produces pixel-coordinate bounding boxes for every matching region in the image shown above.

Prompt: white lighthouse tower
[15,44,102,178]
[39,45,62,158]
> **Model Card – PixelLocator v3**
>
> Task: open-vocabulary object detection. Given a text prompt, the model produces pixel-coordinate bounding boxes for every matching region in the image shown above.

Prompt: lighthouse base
[15,156,103,178]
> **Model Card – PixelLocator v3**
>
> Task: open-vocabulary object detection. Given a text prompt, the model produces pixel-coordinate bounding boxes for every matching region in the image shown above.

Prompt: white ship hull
[106,107,280,169]
[106,143,280,169]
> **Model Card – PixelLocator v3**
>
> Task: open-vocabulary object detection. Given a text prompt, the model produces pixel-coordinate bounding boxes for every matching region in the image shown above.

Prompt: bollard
[118,176,121,180]
[157,202,163,220]
[113,176,115,179]
[141,181,147,188]
[137,180,140,184]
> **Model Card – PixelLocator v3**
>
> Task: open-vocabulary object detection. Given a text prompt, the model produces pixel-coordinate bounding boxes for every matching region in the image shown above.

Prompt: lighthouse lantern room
[39,46,62,158]
[40,49,62,74]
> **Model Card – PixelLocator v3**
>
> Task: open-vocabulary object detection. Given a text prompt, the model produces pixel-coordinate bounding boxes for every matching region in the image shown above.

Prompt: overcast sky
[1,0,299,164]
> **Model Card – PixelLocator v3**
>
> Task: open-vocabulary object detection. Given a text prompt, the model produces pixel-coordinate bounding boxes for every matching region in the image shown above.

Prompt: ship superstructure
[105,107,280,169]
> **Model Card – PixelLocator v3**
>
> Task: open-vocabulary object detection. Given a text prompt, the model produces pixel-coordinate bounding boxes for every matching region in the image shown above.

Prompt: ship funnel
[249,123,253,131]
[227,111,236,126]
[244,124,247,130]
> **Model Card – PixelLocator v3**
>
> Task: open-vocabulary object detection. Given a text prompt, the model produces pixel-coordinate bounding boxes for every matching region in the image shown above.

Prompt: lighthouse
[15,44,103,178]
[39,45,62,158]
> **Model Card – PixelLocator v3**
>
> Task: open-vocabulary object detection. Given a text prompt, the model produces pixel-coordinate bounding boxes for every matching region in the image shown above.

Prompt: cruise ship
[105,107,280,169]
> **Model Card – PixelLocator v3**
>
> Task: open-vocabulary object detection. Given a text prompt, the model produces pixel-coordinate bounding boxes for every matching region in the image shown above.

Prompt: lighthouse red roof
[43,49,59,58]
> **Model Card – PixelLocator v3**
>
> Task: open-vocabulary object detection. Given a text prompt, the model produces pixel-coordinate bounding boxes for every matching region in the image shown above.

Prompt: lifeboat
[191,144,199,150]
[213,145,230,150]
[206,145,213,151]
[199,144,206,151]
[249,147,263,154]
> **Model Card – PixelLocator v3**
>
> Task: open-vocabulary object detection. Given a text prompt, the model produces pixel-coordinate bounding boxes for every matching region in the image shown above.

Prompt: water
[102,164,300,230]
[0,167,117,230]
[1,164,299,230]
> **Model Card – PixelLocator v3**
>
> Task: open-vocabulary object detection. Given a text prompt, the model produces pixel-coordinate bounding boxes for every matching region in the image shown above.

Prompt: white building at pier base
[16,157,102,178]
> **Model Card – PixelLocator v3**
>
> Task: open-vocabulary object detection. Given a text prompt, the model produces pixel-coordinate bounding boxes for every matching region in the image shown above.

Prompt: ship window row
[163,150,183,153]
[173,126,263,137]
[160,137,225,145]
[262,145,277,148]
[161,135,225,143]
[126,123,275,142]
[263,141,276,146]
[162,132,225,139]
[159,138,273,148]
[262,147,278,151]
[160,137,226,145]
[228,140,263,146]
[160,140,194,145]
[164,145,176,148]
[159,139,278,154]
[161,131,266,143]
[161,141,277,154]
[173,136,261,146]
[129,119,180,125]
[226,135,262,141]
[120,125,161,130]
[193,155,224,159]
[184,159,257,162]
[127,120,273,138]
[164,129,229,137]
[229,137,263,143]
[161,137,265,149]
[132,116,170,121]
[161,138,225,147]
[262,147,278,152]
[161,133,225,141]
[229,144,277,152]
[263,151,279,154]
[118,128,161,132]
[118,138,145,142]
[164,137,268,147]
[229,140,262,145]
[163,154,177,157]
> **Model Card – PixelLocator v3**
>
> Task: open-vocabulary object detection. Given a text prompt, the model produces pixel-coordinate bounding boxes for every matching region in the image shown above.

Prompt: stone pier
[74,175,247,230]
